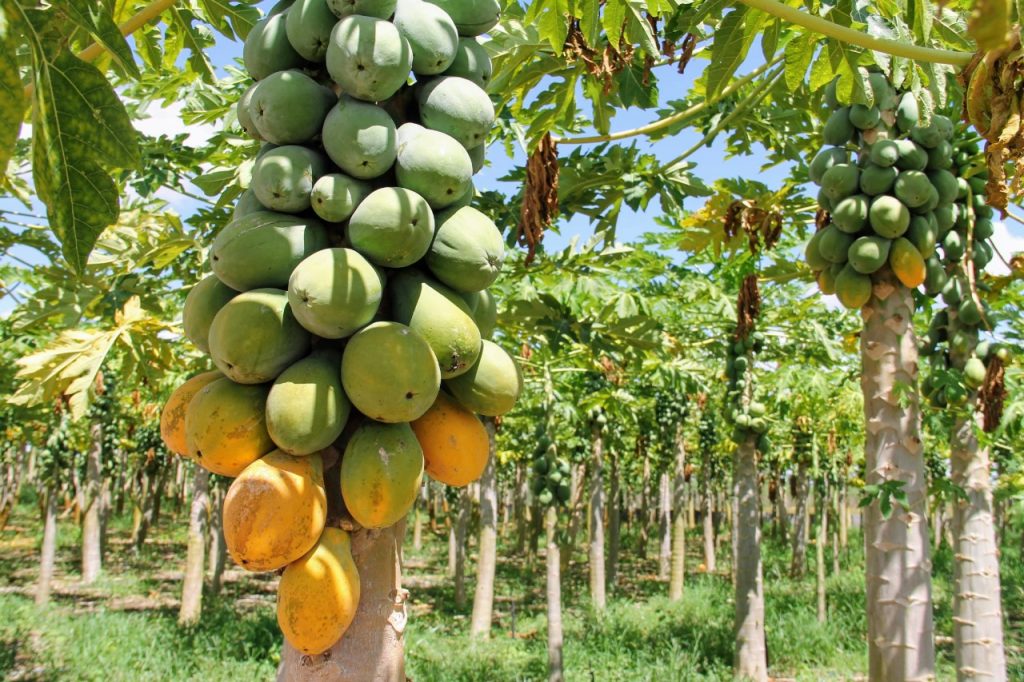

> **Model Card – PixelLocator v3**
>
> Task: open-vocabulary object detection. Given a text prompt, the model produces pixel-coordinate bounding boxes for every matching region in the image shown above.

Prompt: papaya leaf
[601,0,627,49]
[59,0,139,79]
[0,7,26,176]
[171,8,217,83]
[624,0,660,56]
[197,0,260,40]
[784,33,817,92]
[706,6,754,99]
[31,49,140,273]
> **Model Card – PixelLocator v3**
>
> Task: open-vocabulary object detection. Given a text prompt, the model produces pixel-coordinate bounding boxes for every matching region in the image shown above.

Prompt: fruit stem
[736,0,973,66]
[24,0,178,98]
[554,55,784,146]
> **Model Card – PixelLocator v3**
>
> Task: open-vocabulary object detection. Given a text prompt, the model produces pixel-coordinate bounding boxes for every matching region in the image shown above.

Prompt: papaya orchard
[0,1,1024,682]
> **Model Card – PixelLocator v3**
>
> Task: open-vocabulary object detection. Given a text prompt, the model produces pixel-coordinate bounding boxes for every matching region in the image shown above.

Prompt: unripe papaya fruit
[957,297,983,326]
[831,194,869,233]
[924,257,947,295]
[277,528,360,656]
[427,206,505,292]
[348,187,435,267]
[869,195,910,238]
[288,248,384,338]
[266,351,351,455]
[208,288,311,384]
[185,378,275,476]
[834,264,873,310]
[820,164,860,202]
[390,270,482,378]
[251,145,328,213]
[888,237,926,288]
[411,391,489,486]
[183,275,236,353]
[285,0,338,62]
[311,173,371,223]
[210,211,330,292]
[327,16,412,102]
[817,225,855,264]
[928,169,958,205]
[322,97,397,180]
[926,141,953,170]
[425,0,499,36]
[417,76,495,149]
[906,214,938,259]
[394,0,459,75]
[444,37,492,87]
[848,236,891,274]
[860,164,898,196]
[341,321,441,422]
[327,0,395,18]
[395,125,473,208]
[223,450,327,571]
[233,189,265,219]
[804,229,830,271]
[808,147,847,185]
[894,140,928,171]
[445,339,522,416]
[161,371,223,458]
[237,84,261,139]
[822,107,854,146]
[869,140,899,168]
[250,70,336,145]
[341,421,424,528]
[894,170,932,208]
[461,288,497,339]
[849,104,880,130]
[942,229,965,260]
[244,13,307,81]
[895,92,919,133]
[963,356,987,389]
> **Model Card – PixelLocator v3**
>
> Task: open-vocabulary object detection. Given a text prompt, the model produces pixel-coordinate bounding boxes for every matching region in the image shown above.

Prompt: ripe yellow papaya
[889,237,926,288]
[411,391,489,487]
[277,528,360,655]
[341,422,423,529]
[185,377,275,477]
[223,450,327,572]
[160,371,222,458]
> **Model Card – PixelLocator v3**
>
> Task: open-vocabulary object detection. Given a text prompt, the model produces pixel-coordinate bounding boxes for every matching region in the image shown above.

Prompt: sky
[2,1,1022,319]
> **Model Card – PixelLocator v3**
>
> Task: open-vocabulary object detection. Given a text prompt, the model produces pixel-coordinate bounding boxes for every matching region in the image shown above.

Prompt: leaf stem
[735,0,973,66]
[555,55,784,146]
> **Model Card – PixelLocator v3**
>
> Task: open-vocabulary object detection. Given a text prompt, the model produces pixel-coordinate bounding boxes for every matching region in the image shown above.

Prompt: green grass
[0,499,1021,681]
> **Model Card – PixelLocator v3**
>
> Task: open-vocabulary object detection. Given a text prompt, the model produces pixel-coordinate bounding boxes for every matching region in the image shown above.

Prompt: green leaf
[31,49,140,272]
[59,0,140,79]
[706,6,752,99]
[0,7,26,176]
[526,0,570,54]
[198,0,260,40]
[784,33,817,92]
[762,18,780,61]
[171,8,217,83]
[576,0,600,46]
[601,0,627,48]
[624,0,660,56]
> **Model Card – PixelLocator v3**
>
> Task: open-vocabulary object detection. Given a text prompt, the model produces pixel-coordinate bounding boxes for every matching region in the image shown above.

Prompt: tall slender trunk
[832,488,841,575]
[790,460,809,579]
[562,463,586,573]
[816,484,828,623]
[637,453,650,558]
[703,469,716,573]
[515,460,527,554]
[412,498,424,551]
[734,435,767,681]
[669,427,687,601]
[774,474,789,543]
[81,421,104,584]
[588,422,606,611]
[36,486,58,605]
[658,472,671,580]
[454,487,470,606]
[545,506,564,682]
[179,468,209,625]
[950,406,1007,679]
[838,483,848,549]
[208,485,227,596]
[607,452,620,589]
[470,421,497,637]
[933,506,944,550]
[278,522,407,681]
[861,271,935,680]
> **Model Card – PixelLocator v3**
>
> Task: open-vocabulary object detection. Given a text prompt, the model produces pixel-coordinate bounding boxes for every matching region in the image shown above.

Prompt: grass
[0,498,1021,681]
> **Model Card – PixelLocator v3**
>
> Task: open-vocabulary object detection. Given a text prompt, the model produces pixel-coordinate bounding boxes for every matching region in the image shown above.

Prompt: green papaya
[341,422,424,529]
[894,170,933,208]
[868,140,900,168]
[211,211,330,291]
[820,163,860,202]
[817,225,855,264]
[285,0,338,61]
[311,173,371,223]
[287,248,385,338]
[183,275,237,354]
[417,76,495,149]
[831,194,869,233]
[823,107,855,145]
[943,229,965,260]
[928,169,958,205]
[348,187,435,267]
[424,0,500,36]
[390,270,482,378]
[963,357,987,389]
[923,257,947,295]
[444,37,491,87]
[809,147,849,184]
[894,139,928,171]
[327,0,395,19]
[847,236,891,274]
[322,97,398,180]
[895,92,919,132]
[394,0,459,75]
[926,141,953,171]
[427,206,504,292]
[234,189,265,219]
[974,218,995,240]
[805,229,830,271]
[244,13,307,81]
[208,288,312,384]
[934,203,957,233]
[867,72,898,109]
[251,145,328,213]
[444,339,522,416]
[326,15,412,102]
[860,164,898,196]
[461,289,497,339]
[266,351,351,455]
[237,84,261,139]
[849,104,881,130]
[835,264,873,310]
[957,297,983,326]
[906,214,938,258]
[395,125,473,208]
[869,195,910,238]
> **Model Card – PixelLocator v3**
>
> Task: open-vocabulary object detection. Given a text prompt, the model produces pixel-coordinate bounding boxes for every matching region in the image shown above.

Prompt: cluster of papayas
[724,329,771,452]
[919,129,1010,407]
[806,72,991,309]
[160,0,517,657]
[530,433,572,507]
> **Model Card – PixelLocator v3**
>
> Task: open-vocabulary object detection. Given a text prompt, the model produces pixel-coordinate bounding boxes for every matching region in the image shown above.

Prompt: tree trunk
[669,426,687,601]
[703,469,716,573]
[658,471,671,580]
[562,462,586,573]
[278,522,407,681]
[36,486,58,605]
[179,468,209,625]
[861,271,935,680]
[208,485,227,596]
[588,422,606,611]
[734,434,768,681]
[933,506,944,550]
[838,483,848,549]
[454,487,470,608]
[81,421,104,584]
[951,411,1007,680]
[790,460,809,579]
[817,485,828,623]
[470,421,497,637]
[607,452,620,589]
[832,487,841,576]
[774,473,789,544]
[515,460,527,555]
[412,494,424,551]
[545,506,564,682]
[637,453,650,558]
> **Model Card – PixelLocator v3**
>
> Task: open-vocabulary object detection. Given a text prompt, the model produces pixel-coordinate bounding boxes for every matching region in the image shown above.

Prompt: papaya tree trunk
[832,488,841,575]
[774,473,789,543]
[515,460,527,554]
[470,421,497,637]
[278,522,407,681]
[734,434,768,681]
[669,426,687,601]
[545,506,563,682]
[658,471,671,580]
[950,404,1007,679]
[81,420,103,584]
[208,485,227,596]
[412,492,424,551]
[838,482,848,549]
[607,452,620,589]
[637,453,650,559]
[179,468,209,625]
[816,484,828,623]
[790,460,809,579]
[588,421,606,611]
[861,272,935,680]
[36,486,58,605]
[454,486,470,608]
[703,467,716,573]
